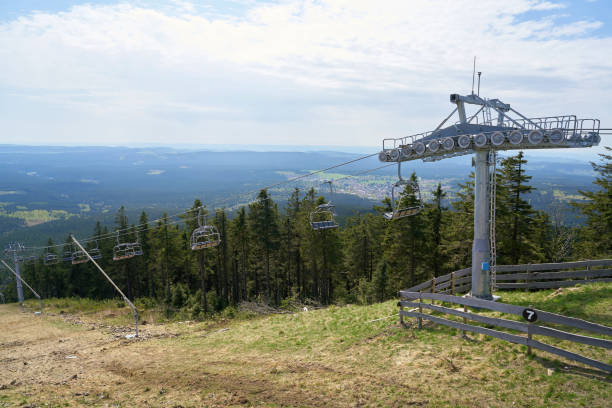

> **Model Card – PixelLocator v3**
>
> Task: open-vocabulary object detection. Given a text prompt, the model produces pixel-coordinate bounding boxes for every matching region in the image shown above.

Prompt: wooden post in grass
[585,264,590,281]
[431,278,436,305]
[450,272,455,295]
[527,304,533,355]
[461,303,467,338]
[418,291,423,329]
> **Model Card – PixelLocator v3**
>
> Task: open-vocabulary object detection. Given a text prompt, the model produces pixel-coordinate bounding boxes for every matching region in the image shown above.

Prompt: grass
[4,283,611,407]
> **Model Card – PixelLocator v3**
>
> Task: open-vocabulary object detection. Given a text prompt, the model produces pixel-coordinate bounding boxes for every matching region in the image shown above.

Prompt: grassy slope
[1,283,611,408]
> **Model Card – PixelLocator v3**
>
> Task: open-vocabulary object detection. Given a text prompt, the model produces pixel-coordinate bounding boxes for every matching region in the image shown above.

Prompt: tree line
[3,149,611,313]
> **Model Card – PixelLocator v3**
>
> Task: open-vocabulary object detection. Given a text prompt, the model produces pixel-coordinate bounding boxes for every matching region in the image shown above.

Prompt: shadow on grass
[530,353,612,383]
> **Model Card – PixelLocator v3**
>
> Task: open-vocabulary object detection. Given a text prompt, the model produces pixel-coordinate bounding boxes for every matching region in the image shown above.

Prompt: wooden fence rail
[398,291,612,372]
[495,259,612,290]
[404,259,612,295]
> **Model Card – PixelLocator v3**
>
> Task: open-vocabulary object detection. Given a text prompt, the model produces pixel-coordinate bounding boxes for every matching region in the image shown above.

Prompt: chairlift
[130,232,143,256]
[383,162,424,220]
[310,181,339,231]
[113,232,135,261]
[88,240,102,260]
[62,247,73,262]
[190,208,221,250]
[44,251,60,266]
[71,245,89,265]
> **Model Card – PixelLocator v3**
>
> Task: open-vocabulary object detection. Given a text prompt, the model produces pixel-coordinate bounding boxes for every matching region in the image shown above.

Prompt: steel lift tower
[379,93,601,300]
[4,242,26,304]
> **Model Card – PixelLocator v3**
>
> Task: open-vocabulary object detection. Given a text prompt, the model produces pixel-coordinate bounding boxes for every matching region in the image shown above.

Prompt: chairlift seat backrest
[44,253,60,266]
[71,250,89,265]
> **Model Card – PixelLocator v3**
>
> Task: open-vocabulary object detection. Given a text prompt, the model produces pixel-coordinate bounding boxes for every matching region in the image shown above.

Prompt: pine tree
[497,152,538,264]
[247,189,280,302]
[425,183,447,278]
[574,147,612,257]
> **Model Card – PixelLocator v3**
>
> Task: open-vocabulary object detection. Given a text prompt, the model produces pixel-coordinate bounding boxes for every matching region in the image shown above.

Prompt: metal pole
[13,251,24,305]
[1,260,43,312]
[71,235,139,337]
[471,150,492,299]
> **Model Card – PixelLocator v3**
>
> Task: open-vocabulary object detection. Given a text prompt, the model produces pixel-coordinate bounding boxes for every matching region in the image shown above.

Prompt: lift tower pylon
[4,242,26,304]
[378,92,601,299]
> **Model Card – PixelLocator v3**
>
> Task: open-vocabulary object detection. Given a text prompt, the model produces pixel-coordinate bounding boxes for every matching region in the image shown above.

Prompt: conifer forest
[7,149,611,315]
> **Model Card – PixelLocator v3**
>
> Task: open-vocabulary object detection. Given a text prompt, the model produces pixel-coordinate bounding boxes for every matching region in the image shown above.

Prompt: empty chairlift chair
[113,232,135,261]
[62,247,73,262]
[130,232,143,256]
[88,240,102,260]
[191,209,220,250]
[383,162,424,220]
[44,251,60,266]
[310,181,339,231]
[72,246,89,265]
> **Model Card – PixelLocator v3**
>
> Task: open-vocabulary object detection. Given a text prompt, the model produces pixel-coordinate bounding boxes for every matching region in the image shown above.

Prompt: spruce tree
[574,147,612,257]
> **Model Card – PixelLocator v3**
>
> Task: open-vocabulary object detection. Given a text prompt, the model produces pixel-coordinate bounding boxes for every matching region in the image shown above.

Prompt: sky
[1,0,611,156]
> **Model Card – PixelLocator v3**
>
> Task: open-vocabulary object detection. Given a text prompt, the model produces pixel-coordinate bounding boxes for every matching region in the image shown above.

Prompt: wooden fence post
[431,278,436,305]
[461,303,467,338]
[527,304,533,356]
[399,302,405,328]
[585,264,590,281]
[451,272,455,295]
[418,291,423,330]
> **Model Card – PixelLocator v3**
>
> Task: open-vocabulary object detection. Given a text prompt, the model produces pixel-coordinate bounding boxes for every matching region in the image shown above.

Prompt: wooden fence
[495,259,612,290]
[404,267,472,295]
[398,291,612,372]
[404,259,612,295]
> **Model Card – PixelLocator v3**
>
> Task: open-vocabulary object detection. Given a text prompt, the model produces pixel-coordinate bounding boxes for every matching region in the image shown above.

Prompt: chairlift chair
[113,232,135,261]
[88,240,102,260]
[62,247,73,262]
[130,232,143,256]
[310,181,339,231]
[190,209,221,250]
[43,251,60,266]
[383,162,424,220]
[71,246,89,265]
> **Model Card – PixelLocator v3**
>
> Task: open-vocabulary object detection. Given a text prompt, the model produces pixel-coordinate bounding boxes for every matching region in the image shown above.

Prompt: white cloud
[0,0,611,149]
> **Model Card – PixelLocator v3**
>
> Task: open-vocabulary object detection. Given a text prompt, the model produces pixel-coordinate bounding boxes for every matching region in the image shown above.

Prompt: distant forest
[2,149,610,314]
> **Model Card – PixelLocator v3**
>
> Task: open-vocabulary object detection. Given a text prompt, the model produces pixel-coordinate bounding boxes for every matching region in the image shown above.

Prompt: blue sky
[0,0,611,158]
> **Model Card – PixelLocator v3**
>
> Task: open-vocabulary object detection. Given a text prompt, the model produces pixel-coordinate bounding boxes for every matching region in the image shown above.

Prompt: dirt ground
[0,298,610,408]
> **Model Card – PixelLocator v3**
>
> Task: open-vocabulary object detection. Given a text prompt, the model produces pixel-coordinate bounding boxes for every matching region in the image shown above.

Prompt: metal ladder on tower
[489,149,497,292]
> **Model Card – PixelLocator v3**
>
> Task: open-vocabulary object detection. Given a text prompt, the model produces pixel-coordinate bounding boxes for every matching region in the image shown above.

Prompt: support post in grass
[1,260,43,313]
[585,264,590,281]
[526,265,531,292]
[399,301,406,328]
[71,235,139,338]
[418,291,423,329]
[526,304,534,356]
[451,272,455,295]
[461,303,467,338]
[430,278,436,305]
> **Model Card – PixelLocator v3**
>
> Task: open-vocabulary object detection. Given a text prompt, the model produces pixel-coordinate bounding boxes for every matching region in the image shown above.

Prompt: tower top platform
[379,93,601,163]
